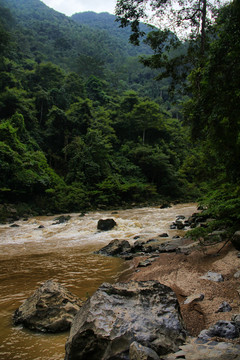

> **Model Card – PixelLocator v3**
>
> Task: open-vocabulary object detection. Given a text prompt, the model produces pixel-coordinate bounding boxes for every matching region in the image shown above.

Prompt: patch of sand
[126,242,240,336]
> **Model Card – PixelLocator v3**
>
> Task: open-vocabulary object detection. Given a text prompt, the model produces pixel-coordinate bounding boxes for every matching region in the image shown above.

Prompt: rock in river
[13,280,82,333]
[97,218,117,231]
[95,239,131,256]
[65,280,186,360]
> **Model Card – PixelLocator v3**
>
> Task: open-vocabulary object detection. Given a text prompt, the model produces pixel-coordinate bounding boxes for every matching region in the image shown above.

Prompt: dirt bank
[126,242,240,336]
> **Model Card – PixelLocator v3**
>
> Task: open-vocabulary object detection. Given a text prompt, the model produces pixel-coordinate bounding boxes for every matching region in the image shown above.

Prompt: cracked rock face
[13,280,82,333]
[65,280,186,360]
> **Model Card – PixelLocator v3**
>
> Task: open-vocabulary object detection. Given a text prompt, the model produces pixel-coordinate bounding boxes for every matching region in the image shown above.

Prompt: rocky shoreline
[13,209,240,359]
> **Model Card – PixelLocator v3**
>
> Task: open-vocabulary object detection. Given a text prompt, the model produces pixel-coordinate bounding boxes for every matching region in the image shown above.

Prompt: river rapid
[0,203,197,360]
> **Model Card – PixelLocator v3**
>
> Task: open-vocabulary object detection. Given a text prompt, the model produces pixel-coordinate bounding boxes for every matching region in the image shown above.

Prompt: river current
[0,203,197,360]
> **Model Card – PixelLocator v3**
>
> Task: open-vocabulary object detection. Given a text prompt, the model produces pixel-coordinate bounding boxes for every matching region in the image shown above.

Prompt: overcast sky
[40,0,117,16]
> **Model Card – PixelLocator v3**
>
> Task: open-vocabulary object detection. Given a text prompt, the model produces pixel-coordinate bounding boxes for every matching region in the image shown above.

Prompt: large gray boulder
[13,280,82,333]
[65,281,186,360]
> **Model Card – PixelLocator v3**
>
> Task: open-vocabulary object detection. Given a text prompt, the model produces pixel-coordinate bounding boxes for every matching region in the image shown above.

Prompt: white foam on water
[0,204,197,255]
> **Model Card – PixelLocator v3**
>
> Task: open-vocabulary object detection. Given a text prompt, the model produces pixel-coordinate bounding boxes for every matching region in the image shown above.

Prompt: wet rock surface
[52,215,71,225]
[95,212,214,259]
[97,218,117,231]
[65,280,186,360]
[95,239,131,256]
[96,236,193,258]
[13,280,82,333]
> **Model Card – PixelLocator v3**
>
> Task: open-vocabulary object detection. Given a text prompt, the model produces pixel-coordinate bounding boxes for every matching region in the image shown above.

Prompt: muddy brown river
[0,204,197,360]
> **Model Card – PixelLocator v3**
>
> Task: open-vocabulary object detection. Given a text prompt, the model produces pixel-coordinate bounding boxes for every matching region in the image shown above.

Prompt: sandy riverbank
[126,241,240,337]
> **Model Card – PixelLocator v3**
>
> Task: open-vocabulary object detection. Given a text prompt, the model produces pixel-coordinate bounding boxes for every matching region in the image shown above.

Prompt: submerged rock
[13,280,82,333]
[52,215,71,225]
[65,280,186,360]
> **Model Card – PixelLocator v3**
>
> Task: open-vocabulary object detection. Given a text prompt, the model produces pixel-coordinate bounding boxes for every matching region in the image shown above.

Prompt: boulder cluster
[13,278,240,360]
[12,211,240,359]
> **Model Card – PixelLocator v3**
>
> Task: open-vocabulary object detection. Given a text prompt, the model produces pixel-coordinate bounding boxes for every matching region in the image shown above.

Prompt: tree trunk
[142,129,146,145]
[200,0,207,57]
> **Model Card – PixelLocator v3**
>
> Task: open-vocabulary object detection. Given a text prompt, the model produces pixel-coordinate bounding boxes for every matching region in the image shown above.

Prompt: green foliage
[200,183,240,223]
[45,183,88,213]
[0,0,12,56]
[0,0,213,216]
[0,115,63,202]
[3,0,178,104]
[188,182,240,241]
[181,0,240,240]
[95,176,157,205]
[33,62,65,90]
[184,0,240,181]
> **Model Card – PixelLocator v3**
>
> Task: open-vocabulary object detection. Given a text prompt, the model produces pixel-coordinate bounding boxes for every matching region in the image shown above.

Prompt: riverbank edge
[123,240,240,339]
[0,197,194,224]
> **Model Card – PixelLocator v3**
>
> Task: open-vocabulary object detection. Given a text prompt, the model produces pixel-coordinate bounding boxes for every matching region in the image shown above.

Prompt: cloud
[41,0,116,16]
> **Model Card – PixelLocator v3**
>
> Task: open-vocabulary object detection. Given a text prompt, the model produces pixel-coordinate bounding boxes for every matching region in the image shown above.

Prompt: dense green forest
[0,0,239,237]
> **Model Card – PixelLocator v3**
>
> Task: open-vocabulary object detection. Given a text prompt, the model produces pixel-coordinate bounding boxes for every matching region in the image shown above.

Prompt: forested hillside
[2,0,173,100]
[1,0,239,236]
[0,0,192,221]
[114,0,240,237]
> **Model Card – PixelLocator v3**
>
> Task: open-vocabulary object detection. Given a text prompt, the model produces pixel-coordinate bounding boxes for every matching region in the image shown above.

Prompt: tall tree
[116,0,226,46]
[115,0,228,87]
[184,0,240,180]
[129,99,163,144]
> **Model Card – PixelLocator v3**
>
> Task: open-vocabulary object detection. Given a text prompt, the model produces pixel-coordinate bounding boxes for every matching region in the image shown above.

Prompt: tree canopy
[0,0,239,234]
[115,0,230,90]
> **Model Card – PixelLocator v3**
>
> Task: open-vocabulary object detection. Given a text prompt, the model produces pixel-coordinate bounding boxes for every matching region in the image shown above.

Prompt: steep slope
[0,0,191,217]
[3,0,153,76]
[71,11,153,56]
